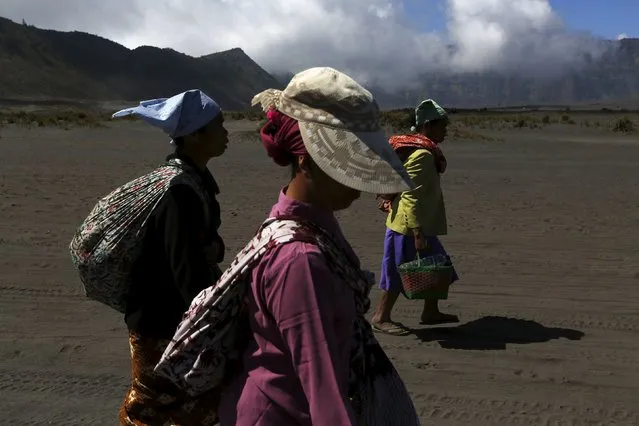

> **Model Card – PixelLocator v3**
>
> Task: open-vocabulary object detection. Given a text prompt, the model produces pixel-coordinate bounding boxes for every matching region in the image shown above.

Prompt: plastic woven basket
[397,255,453,300]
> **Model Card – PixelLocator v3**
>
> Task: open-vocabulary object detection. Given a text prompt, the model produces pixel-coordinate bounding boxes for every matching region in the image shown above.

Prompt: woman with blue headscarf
[111,89,228,425]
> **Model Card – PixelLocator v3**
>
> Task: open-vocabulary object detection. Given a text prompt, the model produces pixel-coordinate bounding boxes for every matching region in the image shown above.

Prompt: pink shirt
[219,189,358,425]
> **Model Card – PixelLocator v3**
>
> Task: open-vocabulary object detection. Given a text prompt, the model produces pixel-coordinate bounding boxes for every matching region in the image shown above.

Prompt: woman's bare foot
[421,299,459,325]
[419,312,459,325]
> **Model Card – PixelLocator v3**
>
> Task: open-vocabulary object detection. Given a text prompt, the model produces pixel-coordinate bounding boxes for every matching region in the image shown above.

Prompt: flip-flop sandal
[420,314,460,325]
[372,322,411,336]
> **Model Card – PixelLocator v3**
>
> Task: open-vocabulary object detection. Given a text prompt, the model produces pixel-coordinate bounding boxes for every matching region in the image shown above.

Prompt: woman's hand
[413,229,429,252]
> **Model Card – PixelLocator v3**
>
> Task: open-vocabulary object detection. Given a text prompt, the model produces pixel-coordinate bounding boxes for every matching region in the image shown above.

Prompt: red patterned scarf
[376,133,447,213]
[388,133,447,174]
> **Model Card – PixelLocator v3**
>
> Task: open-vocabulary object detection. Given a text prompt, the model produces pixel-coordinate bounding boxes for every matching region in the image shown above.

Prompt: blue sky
[404,0,637,39]
[551,0,638,38]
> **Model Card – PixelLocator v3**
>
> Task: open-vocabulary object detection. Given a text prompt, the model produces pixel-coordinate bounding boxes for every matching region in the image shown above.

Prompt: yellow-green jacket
[386,149,447,236]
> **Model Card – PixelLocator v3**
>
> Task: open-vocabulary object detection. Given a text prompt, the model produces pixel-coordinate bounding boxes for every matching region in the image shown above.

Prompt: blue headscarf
[112,89,221,140]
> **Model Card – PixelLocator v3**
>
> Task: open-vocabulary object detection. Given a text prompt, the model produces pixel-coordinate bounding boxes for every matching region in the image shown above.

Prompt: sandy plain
[1,116,638,425]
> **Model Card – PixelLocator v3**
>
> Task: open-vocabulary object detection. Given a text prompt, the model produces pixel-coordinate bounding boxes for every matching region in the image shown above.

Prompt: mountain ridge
[1,16,638,109]
[0,17,282,109]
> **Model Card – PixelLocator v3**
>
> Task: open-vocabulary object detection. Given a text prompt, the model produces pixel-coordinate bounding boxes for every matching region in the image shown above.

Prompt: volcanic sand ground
[1,118,638,425]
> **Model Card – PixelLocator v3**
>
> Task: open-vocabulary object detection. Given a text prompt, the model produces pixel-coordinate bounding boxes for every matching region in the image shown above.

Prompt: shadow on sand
[412,315,585,350]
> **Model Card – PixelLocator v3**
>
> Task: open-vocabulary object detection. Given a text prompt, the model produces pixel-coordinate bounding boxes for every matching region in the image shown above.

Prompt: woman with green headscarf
[372,99,459,336]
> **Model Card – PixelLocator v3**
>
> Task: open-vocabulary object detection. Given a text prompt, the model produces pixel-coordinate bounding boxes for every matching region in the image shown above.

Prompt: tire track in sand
[0,368,127,398]
[413,392,639,425]
[0,285,84,300]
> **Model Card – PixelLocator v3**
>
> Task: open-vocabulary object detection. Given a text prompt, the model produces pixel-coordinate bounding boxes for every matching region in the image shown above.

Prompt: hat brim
[298,121,416,194]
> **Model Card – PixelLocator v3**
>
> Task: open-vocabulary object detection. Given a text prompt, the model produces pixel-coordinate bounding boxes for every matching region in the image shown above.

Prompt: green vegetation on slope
[2,108,636,140]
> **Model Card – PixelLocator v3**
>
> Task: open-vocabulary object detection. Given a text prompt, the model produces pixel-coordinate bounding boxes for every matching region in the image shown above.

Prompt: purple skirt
[379,228,459,293]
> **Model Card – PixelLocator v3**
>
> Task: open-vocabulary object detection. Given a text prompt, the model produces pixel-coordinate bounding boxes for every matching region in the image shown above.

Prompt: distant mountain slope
[0,17,282,109]
[372,38,639,108]
[0,17,637,109]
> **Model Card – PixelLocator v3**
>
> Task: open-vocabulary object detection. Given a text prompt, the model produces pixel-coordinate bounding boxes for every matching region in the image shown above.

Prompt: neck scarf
[389,133,447,174]
[375,133,448,213]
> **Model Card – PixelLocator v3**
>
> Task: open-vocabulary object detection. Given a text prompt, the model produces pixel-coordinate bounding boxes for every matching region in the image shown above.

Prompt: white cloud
[617,33,629,40]
[447,0,558,69]
[445,0,606,77]
[1,0,610,88]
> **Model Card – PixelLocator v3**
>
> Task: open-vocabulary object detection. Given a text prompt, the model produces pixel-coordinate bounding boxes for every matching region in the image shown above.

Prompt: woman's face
[193,113,229,157]
[424,119,448,144]
[323,176,361,211]
[304,158,361,211]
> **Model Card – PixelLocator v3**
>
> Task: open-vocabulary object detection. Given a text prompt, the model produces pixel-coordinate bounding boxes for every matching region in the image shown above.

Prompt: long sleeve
[400,149,442,230]
[154,184,215,304]
[263,243,357,425]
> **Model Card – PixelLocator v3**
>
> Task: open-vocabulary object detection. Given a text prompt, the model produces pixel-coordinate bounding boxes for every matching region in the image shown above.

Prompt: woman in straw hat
[154,68,420,425]
[372,99,459,336]
[109,89,229,425]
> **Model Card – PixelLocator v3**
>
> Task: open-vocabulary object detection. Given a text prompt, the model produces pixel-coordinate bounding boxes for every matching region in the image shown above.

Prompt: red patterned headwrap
[259,109,308,167]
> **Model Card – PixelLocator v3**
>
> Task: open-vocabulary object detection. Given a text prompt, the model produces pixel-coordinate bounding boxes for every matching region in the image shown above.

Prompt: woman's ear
[180,132,198,147]
[297,155,314,178]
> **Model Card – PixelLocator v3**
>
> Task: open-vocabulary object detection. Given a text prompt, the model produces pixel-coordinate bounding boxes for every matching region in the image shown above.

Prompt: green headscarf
[411,99,448,132]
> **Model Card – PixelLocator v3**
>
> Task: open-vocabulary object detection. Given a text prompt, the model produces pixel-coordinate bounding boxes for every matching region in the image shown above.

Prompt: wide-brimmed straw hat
[251,67,415,194]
